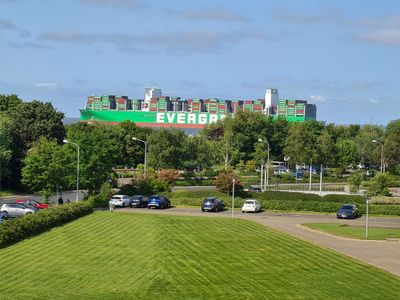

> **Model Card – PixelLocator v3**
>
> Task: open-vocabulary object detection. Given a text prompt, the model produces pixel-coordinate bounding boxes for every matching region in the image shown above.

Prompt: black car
[129,195,147,208]
[337,204,359,219]
[147,195,171,209]
[201,197,225,212]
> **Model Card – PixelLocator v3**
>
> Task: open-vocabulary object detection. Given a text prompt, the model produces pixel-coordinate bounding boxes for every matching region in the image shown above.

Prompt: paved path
[118,207,400,277]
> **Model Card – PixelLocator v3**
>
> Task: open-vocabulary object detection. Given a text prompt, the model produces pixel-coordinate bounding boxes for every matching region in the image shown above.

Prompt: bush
[367,173,392,196]
[89,182,113,208]
[157,169,179,185]
[0,201,93,248]
[214,171,243,194]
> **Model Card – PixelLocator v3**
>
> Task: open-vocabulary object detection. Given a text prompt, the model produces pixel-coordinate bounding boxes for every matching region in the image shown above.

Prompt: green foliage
[116,178,170,200]
[88,182,113,207]
[0,113,13,184]
[147,128,188,169]
[335,139,359,168]
[0,201,93,247]
[21,137,73,193]
[367,173,392,196]
[0,94,23,113]
[348,170,366,192]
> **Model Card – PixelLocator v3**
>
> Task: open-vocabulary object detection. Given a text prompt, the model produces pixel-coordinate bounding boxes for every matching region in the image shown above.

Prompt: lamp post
[258,139,270,188]
[365,198,371,239]
[63,139,80,202]
[232,178,235,218]
[132,137,147,177]
[372,140,384,173]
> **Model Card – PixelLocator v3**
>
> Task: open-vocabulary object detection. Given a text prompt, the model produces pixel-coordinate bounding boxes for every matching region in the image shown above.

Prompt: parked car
[0,211,8,224]
[337,204,359,219]
[274,168,290,175]
[201,197,225,212]
[15,199,49,209]
[292,170,303,179]
[1,203,37,218]
[109,195,130,207]
[147,195,171,209]
[248,185,262,193]
[242,199,261,213]
[129,195,148,208]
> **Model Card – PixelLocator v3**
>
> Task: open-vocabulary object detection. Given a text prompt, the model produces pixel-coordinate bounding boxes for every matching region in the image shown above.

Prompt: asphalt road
[117,207,400,277]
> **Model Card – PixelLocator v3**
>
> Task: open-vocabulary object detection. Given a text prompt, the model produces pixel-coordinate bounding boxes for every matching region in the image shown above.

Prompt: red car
[15,199,49,209]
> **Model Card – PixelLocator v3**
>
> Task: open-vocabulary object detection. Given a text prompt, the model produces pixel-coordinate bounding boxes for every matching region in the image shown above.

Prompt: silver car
[1,203,36,218]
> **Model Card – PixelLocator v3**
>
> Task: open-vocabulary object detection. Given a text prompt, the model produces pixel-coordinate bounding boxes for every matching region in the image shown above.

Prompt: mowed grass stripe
[0,212,399,299]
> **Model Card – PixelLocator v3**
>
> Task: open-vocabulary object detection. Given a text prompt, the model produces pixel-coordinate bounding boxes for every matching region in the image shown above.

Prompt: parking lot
[117,206,400,277]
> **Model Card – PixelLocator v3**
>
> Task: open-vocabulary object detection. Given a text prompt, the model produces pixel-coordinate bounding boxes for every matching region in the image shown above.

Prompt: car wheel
[25,212,32,215]
[201,208,205,212]
[242,210,245,213]
[2,211,9,218]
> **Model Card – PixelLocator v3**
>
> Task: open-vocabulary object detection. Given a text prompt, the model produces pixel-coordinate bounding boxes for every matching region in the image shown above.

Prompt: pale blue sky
[1,0,399,124]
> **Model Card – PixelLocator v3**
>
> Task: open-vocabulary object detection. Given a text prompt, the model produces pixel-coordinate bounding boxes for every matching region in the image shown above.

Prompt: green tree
[0,113,13,188]
[66,122,125,192]
[367,173,391,196]
[147,128,188,169]
[21,138,73,194]
[0,94,22,112]
[336,139,359,168]
[384,120,400,171]
[348,170,365,192]
[8,100,65,189]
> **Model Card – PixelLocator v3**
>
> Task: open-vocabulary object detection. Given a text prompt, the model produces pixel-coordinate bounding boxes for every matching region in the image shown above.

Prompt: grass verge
[0,212,399,299]
[303,223,400,240]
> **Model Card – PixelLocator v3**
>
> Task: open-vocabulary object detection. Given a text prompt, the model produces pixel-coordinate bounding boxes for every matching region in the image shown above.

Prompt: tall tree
[147,128,188,169]
[0,113,13,188]
[21,138,73,193]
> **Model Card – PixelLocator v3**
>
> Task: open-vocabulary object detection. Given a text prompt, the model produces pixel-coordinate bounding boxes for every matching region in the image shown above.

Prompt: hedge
[0,201,93,248]
[167,190,400,215]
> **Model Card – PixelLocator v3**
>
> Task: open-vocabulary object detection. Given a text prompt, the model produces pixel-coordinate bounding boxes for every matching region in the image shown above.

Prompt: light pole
[63,139,80,202]
[132,137,147,177]
[258,139,270,188]
[232,178,235,218]
[365,198,371,239]
[372,140,384,173]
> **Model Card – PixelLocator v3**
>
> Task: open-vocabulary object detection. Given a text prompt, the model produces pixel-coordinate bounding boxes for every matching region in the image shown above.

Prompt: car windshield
[342,205,354,210]
[245,201,255,205]
[111,197,121,200]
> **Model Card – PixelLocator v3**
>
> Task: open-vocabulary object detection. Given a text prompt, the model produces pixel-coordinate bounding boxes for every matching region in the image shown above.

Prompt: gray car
[1,203,37,218]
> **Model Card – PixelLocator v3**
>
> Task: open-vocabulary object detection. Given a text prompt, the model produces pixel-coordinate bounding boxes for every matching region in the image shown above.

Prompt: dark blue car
[147,195,171,209]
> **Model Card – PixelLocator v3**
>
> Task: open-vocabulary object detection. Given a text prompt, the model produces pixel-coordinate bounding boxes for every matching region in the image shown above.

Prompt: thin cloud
[368,98,380,104]
[168,8,251,23]
[79,0,149,9]
[35,83,58,90]
[0,16,30,37]
[273,9,347,26]
[38,29,275,54]
[309,94,328,103]
[8,41,52,49]
[353,15,400,47]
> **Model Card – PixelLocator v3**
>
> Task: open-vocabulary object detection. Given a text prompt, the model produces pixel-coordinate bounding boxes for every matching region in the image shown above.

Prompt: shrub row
[0,201,93,248]
[256,191,366,204]
[168,190,400,215]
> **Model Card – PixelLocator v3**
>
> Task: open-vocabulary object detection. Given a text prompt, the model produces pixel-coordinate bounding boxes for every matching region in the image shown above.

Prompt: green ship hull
[80,110,313,128]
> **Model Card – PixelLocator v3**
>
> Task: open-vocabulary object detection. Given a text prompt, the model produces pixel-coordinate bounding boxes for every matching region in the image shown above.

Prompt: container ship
[80,88,317,128]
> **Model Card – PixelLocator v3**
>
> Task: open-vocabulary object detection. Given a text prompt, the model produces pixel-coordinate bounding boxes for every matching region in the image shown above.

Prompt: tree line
[1,94,399,195]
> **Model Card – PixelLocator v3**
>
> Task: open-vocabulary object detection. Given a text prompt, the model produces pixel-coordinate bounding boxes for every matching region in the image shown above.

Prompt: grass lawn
[0,213,399,299]
[303,223,400,240]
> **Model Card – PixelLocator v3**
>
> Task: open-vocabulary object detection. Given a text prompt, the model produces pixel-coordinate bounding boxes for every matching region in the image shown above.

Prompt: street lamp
[258,139,270,189]
[132,137,147,177]
[232,178,236,218]
[372,140,384,173]
[63,139,80,202]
